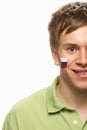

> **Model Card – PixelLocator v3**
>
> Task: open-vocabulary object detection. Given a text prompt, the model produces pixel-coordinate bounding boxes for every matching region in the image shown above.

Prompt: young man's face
[52,25,87,91]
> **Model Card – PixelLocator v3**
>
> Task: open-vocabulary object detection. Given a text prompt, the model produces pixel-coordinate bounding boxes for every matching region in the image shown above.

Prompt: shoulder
[8,76,59,115]
[2,87,49,130]
[2,76,59,130]
[9,87,48,115]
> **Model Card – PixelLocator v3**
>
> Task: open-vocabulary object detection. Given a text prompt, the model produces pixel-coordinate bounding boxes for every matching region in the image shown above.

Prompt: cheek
[66,55,76,67]
[59,54,76,68]
[58,51,78,67]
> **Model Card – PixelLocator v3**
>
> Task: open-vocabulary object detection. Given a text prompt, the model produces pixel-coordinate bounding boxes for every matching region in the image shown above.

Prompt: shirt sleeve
[2,112,19,130]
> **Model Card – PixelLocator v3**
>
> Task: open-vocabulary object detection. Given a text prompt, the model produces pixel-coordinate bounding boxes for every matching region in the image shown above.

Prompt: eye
[68,47,76,52]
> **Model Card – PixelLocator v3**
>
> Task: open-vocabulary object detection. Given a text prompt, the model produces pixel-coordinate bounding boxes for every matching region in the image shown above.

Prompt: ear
[51,47,60,66]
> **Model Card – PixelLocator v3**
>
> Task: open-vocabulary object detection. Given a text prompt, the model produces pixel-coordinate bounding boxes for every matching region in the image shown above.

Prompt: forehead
[59,25,87,45]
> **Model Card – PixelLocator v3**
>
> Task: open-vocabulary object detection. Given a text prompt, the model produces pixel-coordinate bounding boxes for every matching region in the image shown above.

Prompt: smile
[72,69,87,78]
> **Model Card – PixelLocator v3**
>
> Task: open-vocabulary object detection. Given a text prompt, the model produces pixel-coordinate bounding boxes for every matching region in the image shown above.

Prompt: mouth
[72,69,87,78]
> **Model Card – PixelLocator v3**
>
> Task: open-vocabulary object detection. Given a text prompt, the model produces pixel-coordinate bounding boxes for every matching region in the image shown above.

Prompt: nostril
[76,62,87,68]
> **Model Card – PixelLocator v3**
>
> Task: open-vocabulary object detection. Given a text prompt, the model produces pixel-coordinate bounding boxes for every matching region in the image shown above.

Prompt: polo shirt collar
[46,76,65,113]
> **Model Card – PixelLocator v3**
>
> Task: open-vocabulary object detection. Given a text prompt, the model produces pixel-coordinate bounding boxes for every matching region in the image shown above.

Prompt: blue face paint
[60,57,67,68]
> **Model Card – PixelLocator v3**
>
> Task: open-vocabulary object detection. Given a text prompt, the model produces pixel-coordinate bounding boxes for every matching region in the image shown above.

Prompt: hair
[48,2,87,50]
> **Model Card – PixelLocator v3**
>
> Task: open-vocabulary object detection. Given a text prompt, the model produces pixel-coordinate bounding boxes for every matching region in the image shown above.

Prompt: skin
[51,25,87,123]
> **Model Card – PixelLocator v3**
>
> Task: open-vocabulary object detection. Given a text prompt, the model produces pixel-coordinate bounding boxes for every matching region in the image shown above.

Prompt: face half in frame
[51,25,87,92]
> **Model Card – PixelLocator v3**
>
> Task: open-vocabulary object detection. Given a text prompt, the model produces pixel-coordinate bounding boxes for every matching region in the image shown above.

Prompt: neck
[56,76,87,123]
[56,83,87,109]
[57,83,87,123]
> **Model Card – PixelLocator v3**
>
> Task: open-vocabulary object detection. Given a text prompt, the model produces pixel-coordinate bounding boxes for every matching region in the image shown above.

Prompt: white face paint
[60,57,68,68]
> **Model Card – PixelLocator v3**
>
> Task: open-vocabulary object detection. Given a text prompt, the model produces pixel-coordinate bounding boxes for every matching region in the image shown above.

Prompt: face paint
[60,57,67,68]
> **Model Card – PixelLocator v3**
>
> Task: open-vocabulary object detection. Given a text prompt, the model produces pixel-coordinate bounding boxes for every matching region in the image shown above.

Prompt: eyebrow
[62,43,77,47]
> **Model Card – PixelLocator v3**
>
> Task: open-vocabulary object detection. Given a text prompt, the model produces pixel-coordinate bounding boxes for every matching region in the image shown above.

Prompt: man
[2,1,87,130]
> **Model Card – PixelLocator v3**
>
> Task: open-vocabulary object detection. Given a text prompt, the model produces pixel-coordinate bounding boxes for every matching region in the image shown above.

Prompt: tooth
[79,72,87,75]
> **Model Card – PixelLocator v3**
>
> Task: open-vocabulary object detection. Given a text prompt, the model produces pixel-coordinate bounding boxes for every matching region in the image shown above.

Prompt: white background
[0,0,87,129]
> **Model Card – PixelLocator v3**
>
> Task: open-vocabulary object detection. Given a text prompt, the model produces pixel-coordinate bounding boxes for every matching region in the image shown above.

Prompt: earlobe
[51,47,60,66]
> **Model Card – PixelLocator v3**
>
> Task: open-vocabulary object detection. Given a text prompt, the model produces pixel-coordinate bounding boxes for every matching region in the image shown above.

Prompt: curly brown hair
[48,2,87,50]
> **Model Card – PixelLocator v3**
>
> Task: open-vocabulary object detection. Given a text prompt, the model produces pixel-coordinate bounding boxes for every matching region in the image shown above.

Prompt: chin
[73,84,87,93]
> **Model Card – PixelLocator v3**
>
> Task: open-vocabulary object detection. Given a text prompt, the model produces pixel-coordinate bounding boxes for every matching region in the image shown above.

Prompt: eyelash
[67,47,77,53]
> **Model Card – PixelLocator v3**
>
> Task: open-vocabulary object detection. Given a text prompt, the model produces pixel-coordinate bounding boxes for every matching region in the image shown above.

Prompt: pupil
[70,48,74,51]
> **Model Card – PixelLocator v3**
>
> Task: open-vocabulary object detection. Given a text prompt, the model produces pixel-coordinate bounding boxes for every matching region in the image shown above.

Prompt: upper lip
[71,69,87,73]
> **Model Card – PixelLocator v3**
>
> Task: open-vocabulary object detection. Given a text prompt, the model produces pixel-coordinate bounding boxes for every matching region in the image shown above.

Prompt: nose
[76,50,87,67]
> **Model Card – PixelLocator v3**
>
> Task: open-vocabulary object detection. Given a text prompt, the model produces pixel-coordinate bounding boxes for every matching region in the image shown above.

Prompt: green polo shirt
[2,76,87,130]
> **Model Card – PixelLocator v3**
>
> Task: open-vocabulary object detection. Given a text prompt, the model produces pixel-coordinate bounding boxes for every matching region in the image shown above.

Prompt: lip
[71,69,87,79]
